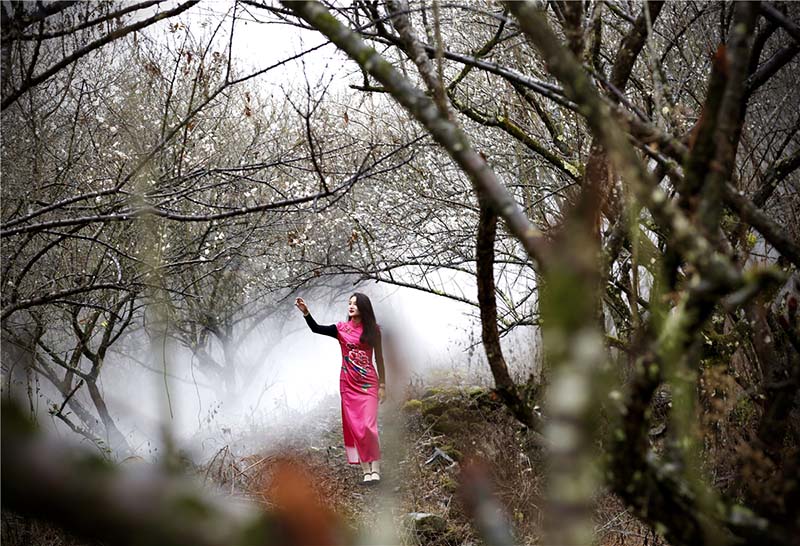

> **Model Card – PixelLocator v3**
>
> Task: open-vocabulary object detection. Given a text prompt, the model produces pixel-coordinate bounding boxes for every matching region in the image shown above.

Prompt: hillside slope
[239,386,662,546]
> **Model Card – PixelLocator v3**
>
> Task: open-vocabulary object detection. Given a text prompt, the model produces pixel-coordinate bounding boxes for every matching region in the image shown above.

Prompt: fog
[24,284,468,461]
[6,4,545,463]
[18,278,539,463]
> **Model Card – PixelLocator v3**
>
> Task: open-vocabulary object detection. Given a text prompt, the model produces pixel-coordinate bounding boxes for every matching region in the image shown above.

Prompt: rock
[425,447,457,468]
[405,512,447,535]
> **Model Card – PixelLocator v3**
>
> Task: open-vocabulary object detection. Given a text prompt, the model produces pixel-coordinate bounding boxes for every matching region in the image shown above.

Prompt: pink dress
[335,320,381,464]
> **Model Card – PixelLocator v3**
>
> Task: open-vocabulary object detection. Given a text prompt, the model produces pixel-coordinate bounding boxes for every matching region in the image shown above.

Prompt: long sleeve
[304,313,338,339]
[375,329,386,386]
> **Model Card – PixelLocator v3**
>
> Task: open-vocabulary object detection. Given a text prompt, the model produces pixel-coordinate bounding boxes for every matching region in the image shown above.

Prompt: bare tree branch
[2,1,201,111]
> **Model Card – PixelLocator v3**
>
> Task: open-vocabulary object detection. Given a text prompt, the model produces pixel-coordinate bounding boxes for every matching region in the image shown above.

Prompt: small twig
[54,379,85,417]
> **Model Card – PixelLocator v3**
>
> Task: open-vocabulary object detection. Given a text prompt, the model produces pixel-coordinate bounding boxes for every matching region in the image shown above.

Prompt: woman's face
[348,296,360,319]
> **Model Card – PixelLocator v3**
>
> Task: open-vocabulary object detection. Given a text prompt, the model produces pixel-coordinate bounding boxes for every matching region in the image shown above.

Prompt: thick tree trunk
[475,194,543,431]
[86,379,132,455]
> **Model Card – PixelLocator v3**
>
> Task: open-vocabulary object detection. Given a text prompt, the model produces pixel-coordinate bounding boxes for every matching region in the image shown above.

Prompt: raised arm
[304,313,338,338]
[296,297,338,339]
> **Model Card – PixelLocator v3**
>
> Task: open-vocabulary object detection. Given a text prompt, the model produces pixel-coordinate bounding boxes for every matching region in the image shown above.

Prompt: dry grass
[3,383,666,546]
[593,495,663,546]
[1,512,100,546]
[395,384,664,546]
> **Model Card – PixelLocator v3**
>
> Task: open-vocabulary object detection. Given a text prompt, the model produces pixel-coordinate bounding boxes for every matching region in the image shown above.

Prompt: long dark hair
[349,292,380,347]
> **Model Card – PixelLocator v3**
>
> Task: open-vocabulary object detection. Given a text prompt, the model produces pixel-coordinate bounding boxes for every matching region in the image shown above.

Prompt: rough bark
[476,194,544,432]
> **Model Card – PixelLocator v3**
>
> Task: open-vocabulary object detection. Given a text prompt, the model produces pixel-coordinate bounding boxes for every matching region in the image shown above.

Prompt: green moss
[422,387,444,397]
[441,475,458,493]
[472,390,504,412]
[699,328,739,363]
[564,161,583,177]
[745,232,758,250]
[403,399,423,413]
[432,416,460,435]
[439,444,463,462]
[731,396,756,426]
[434,405,480,435]
[467,386,487,398]
[420,398,448,417]
[447,406,469,420]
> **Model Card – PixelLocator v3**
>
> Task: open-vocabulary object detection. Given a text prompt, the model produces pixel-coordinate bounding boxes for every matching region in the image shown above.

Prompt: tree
[2,1,419,452]
[272,1,798,544]
[3,1,799,545]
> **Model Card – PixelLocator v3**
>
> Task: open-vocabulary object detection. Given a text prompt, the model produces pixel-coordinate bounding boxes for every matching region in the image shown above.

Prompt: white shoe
[361,472,374,485]
[370,471,381,484]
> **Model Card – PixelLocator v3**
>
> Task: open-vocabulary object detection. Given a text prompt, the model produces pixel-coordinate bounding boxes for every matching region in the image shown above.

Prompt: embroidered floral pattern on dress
[346,342,371,378]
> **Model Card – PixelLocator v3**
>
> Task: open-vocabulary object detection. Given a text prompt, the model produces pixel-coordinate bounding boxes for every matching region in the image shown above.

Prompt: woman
[295,293,386,485]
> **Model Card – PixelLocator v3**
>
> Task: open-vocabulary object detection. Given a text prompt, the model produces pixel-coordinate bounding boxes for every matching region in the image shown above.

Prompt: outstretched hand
[295,297,309,316]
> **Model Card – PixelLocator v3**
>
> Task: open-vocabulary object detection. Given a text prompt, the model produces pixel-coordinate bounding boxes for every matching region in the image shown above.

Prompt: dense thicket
[2,1,798,545]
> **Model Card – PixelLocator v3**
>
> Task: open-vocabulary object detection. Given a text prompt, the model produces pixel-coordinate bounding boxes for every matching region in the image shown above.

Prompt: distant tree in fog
[1,0,419,449]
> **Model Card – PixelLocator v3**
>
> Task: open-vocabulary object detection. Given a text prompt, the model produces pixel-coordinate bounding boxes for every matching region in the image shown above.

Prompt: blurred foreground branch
[1,399,289,546]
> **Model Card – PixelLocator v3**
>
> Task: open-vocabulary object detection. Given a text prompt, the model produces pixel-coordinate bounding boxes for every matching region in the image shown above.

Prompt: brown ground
[2,385,665,546]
